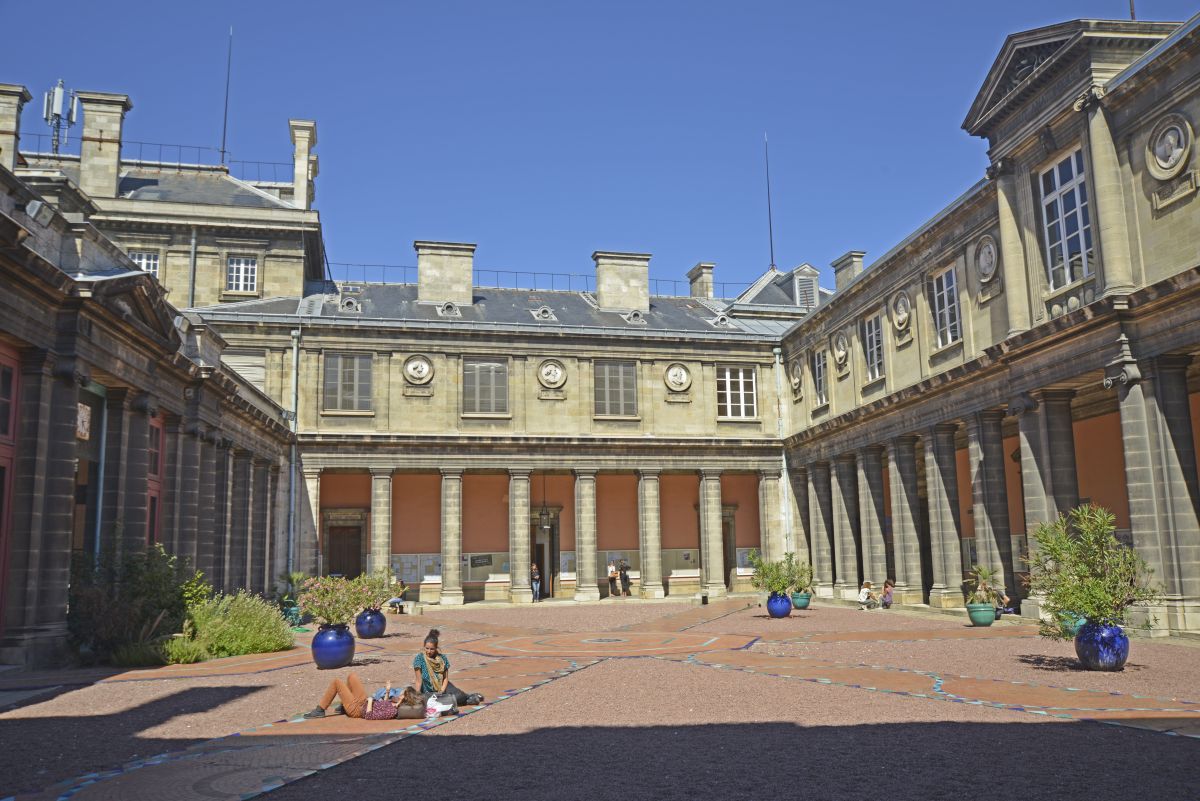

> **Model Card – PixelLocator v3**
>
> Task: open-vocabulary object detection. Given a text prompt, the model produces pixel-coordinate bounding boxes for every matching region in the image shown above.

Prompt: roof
[117,168,294,209]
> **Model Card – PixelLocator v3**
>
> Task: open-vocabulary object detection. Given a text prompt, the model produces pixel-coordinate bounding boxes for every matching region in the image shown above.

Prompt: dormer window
[437,301,462,318]
[623,309,646,325]
[531,305,557,322]
[339,297,361,313]
[1039,149,1093,290]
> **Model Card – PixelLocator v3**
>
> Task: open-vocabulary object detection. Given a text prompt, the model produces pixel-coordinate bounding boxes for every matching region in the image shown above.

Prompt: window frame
[322,352,374,413]
[593,359,639,418]
[930,266,961,349]
[862,313,884,382]
[1038,148,1094,291]
[462,356,510,416]
[128,250,160,278]
[716,365,758,419]
[224,254,259,294]
[812,350,828,407]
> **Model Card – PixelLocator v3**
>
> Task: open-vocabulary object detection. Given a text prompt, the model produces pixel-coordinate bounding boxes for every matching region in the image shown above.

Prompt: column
[789,466,811,565]
[268,466,283,592]
[177,422,203,569]
[439,468,464,605]
[251,458,270,593]
[699,469,726,598]
[369,468,393,576]
[994,163,1031,337]
[230,449,252,589]
[574,468,600,601]
[925,424,965,608]
[119,393,153,555]
[100,388,133,554]
[758,469,784,563]
[638,468,665,599]
[300,467,321,575]
[808,462,835,596]
[216,444,233,590]
[887,436,925,603]
[508,469,533,603]
[1084,96,1134,296]
[857,446,887,586]
[1111,355,1200,633]
[160,414,184,558]
[831,454,859,599]
[196,431,220,581]
[967,410,1014,594]
[1014,390,1079,531]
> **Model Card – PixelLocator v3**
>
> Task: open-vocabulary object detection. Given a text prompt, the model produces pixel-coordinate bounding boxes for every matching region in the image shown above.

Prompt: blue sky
[5,0,1197,293]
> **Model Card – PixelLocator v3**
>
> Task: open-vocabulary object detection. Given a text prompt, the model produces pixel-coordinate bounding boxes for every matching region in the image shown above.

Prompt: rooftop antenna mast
[764,133,778,271]
[1129,1,1136,20]
[42,79,78,154]
[219,26,234,165]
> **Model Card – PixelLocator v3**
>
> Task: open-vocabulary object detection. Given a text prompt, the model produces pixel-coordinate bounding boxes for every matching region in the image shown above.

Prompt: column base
[509,587,534,604]
[438,589,465,606]
[0,623,71,668]
[927,588,965,609]
[834,582,855,601]
[893,587,925,605]
[640,584,666,600]
[703,583,727,599]
[814,583,836,598]
[1019,594,1045,625]
[574,587,601,602]
[1163,599,1200,634]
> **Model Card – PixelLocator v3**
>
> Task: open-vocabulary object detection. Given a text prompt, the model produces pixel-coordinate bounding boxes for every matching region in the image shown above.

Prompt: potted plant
[277,570,308,627]
[786,553,815,610]
[298,576,366,669]
[1026,504,1161,671]
[965,564,1004,627]
[354,569,401,639]
[749,549,793,618]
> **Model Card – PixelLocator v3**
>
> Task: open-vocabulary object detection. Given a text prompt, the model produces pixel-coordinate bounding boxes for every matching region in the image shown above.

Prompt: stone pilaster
[857,446,887,587]
[638,468,665,599]
[789,466,811,564]
[215,443,232,590]
[508,469,533,604]
[160,415,184,558]
[118,392,154,555]
[1083,96,1134,296]
[808,462,835,596]
[196,431,220,581]
[925,424,965,608]
[993,162,1031,337]
[758,469,784,563]
[699,469,726,598]
[574,468,600,601]
[251,458,270,593]
[100,388,133,553]
[831,454,860,599]
[439,469,465,605]
[176,423,203,569]
[1014,390,1079,538]
[369,468,393,576]
[300,467,321,576]
[230,449,252,590]
[887,436,925,603]
[967,410,1014,594]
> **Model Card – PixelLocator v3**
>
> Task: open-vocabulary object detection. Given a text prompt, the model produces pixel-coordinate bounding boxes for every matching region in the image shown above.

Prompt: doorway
[721,510,736,589]
[328,525,363,577]
[531,520,559,600]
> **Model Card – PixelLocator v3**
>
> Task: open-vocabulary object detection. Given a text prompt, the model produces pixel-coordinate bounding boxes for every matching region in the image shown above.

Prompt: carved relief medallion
[788,360,802,390]
[664,362,692,392]
[1147,112,1193,181]
[890,290,912,331]
[974,234,999,283]
[537,358,567,389]
[403,354,434,385]
[832,332,849,366]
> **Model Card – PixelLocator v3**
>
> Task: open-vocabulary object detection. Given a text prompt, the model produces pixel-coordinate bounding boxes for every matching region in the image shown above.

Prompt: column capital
[19,347,55,377]
[51,355,91,386]
[699,468,722,481]
[302,467,323,480]
[928,422,959,437]
[573,467,598,479]
[132,391,158,417]
[889,434,920,447]
[1032,388,1076,405]
[1071,83,1106,113]
[758,467,782,481]
[858,444,885,459]
[835,452,857,465]
[638,467,662,479]
[1006,392,1039,417]
[1153,353,1193,374]
[972,408,1006,425]
[508,468,533,480]
[439,467,465,478]
[369,466,394,478]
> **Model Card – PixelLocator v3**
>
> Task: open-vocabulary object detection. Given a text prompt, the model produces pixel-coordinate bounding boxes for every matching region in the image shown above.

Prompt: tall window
[1040,149,1093,290]
[812,351,828,406]
[863,314,884,381]
[717,366,757,418]
[225,256,258,293]
[594,360,637,417]
[931,267,961,348]
[463,357,509,414]
[322,353,373,411]
[129,251,159,278]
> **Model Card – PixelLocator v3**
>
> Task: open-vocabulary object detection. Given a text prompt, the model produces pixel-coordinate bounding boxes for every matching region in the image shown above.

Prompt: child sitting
[857,580,879,610]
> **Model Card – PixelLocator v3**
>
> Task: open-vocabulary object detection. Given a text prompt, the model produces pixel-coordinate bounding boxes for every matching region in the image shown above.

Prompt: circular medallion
[890,290,912,331]
[1146,112,1193,181]
[832,333,849,366]
[537,359,567,389]
[403,354,434,385]
[974,234,999,283]
[664,362,692,392]
[788,360,802,389]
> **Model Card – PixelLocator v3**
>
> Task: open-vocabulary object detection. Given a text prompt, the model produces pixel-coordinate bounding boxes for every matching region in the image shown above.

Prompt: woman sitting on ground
[413,628,484,706]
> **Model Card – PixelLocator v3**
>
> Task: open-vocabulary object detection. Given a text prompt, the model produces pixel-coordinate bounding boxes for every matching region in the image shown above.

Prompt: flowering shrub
[356,569,404,611]
[298,576,372,627]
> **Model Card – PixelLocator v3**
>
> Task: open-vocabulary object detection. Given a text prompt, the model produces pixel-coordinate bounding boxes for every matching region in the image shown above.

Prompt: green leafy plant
[297,575,370,627]
[356,568,404,612]
[748,549,793,595]
[1026,504,1161,639]
[966,564,1005,606]
[186,591,295,658]
[784,552,814,594]
[162,636,209,665]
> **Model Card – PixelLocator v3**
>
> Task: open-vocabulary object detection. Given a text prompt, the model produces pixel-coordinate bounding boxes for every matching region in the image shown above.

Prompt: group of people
[305,628,483,721]
[856,580,894,610]
[606,559,632,598]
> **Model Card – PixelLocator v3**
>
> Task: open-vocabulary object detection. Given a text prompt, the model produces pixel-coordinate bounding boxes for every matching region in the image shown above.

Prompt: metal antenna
[42,79,77,154]
[1129,0,1136,20]
[764,133,777,270]
[220,26,234,165]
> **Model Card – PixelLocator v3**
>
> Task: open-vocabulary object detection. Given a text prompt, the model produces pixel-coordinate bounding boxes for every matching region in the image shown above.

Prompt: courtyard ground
[1,599,1197,800]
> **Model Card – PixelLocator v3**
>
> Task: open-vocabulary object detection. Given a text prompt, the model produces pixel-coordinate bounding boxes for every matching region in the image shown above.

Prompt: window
[812,351,828,407]
[463,357,509,414]
[225,256,258,293]
[129,251,159,278]
[322,353,373,411]
[931,267,961,348]
[716,366,757,418]
[863,314,884,381]
[1040,149,1093,290]
[0,363,13,440]
[594,360,637,417]
[148,419,163,477]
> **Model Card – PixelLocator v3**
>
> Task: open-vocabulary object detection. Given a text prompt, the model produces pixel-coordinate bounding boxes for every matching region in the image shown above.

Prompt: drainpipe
[772,347,793,555]
[286,325,301,574]
[187,226,198,308]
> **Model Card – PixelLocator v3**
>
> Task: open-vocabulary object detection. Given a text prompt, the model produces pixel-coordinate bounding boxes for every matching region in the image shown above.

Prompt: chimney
[289,119,318,210]
[831,250,865,291]
[593,251,650,312]
[76,91,131,199]
[687,262,715,299]
[0,84,31,171]
[415,241,476,305]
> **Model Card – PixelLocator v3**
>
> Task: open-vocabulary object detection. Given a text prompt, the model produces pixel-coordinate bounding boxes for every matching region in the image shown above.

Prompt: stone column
[1014,390,1079,531]
[967,410,1014,594]
[1083,95,1134,296]
[177,423,203,569]
[251,458,270,593]
[638,468,665,599]
[369,468,393,576]
[831,454,860,599]
[1110,354,1200,633]
[230,449,252,589]
[994,163,1031,337]
[439,468,464,605]
[574,468,600,601]
[216,444,233,590]
[100,389,133,553]
[758,469,784,563]
[789,466,811,564]
[925,424,965,608]
[699,469,727,598]
[300,467,322,575]
[160,415,184,557]
[119,393,154,555]
[195,430,220,581]
[508,469,533,603]
[857,446,888,586]
[887,436,925,603]
[808,462,835,596]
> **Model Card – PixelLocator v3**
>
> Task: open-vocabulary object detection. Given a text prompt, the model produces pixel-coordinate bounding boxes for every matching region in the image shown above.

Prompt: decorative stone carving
[789,360,803,403]
[537,358,567,389]
[1103,334,1143,389]
[403,354,434,385]
[1146,112,1193,181]
[664,362,691,392]
[832,332,849,366]
[890,290,911,331]
[973,234,999,283]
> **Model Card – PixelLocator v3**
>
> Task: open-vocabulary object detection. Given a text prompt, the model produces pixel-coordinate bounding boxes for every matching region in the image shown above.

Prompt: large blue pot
[311,624,355,669]
[1074,622,1129,672]
[355,608,387,639]
[766,592,793,618]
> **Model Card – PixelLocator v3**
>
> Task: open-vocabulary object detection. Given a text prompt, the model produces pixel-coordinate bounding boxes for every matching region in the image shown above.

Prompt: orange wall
[661,473,700,548]
[1003,435,1025,535]
[1073,412,1131,530]
[531,473,576,551]
[463,474,509,552]
[320,472,370,508]
[597,473,639,550]
[956,447,975,539]
[393,473,441,553]
[722,473,761,547]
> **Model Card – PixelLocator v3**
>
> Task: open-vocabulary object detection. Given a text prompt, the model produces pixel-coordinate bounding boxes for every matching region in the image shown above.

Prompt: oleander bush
[183,591,294,660]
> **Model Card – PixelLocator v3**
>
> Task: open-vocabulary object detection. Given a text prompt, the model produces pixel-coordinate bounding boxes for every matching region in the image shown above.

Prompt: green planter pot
[966,602,996,627]
[791,592,812,610]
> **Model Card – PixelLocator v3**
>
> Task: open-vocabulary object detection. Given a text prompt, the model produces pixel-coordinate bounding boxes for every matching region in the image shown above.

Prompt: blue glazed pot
[766,592,793,618]
[355,608,387,639]
[311,624,355,670]
[791,592,812,610]
[1074,622,1129,672]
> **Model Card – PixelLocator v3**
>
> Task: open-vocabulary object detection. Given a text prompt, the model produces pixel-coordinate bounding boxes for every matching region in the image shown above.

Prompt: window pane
[1042,171,1055,195]
[1058,158,1073,185]
[1074,151,1084,173]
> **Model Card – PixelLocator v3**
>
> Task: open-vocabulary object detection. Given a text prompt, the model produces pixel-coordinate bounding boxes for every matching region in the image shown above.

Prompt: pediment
[91,277,182,347]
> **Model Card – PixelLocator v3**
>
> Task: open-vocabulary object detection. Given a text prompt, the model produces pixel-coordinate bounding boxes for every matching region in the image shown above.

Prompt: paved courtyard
[1,599,1198,800]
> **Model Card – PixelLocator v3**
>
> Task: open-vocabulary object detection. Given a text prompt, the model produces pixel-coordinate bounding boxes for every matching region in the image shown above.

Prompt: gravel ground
[423,599,696,632]
[266,656,1200,801]
[690,603,974,636]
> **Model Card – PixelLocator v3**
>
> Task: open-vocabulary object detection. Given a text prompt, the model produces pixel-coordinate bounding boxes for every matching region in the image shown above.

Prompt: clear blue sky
[6,0,1197,292]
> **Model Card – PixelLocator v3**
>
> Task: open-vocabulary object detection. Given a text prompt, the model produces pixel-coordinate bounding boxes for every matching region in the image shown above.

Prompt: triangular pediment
[90,276,182,347]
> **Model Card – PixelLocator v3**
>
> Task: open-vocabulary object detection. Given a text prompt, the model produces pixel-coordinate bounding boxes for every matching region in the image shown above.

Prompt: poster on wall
[470,554,493,568]
[397,555,420,585]
[76,403,91,440]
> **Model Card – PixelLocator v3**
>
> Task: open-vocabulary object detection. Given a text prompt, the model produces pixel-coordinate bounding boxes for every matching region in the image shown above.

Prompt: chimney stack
[415,241,476,305]
[289,119,318,210]
[0,84,31,171]
[831,250,865,291]
[77,91,131,198]
[593,251,650,312]
[687,262,715,299]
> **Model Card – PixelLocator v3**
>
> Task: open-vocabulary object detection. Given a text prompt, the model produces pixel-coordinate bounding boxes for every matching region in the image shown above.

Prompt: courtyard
[1,599,1197,801]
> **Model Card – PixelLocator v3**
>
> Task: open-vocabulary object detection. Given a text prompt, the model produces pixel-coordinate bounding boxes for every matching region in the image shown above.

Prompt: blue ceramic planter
[355,608,387,639]
[1074,622,1129,672]
[766,592,793,618]
[311,624,355,669]
[791,592,812,610]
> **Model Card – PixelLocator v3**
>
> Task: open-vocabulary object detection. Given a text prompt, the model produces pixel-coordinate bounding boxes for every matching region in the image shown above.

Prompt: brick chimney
[77,91,131,199]
[0,84,31,171]
[687,262,715,299]
[831,250,865,291]
[289,119,318,210]
[415,241,476,305]
[593,251,650,312]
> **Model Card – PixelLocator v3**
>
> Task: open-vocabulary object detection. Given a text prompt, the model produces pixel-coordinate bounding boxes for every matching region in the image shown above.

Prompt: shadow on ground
[1017,654,1148,672]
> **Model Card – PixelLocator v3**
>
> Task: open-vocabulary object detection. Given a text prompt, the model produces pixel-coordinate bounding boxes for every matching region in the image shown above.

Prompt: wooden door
[328,526,362,577]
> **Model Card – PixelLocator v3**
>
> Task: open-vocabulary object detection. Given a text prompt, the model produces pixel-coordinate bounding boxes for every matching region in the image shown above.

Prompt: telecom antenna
[764,133,777,271]
[42,79,78,154]
[219,26,234,165]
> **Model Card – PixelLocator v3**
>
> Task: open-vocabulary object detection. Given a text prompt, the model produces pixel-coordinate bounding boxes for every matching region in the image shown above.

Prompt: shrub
[188,591,294,658]
[112,641,167,667]
[784,552,814,594]
[356,568,403,612]
[162,636,209,665]
[966,565,1005,606]
[748,549,792,595]
[298,576,370,626]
